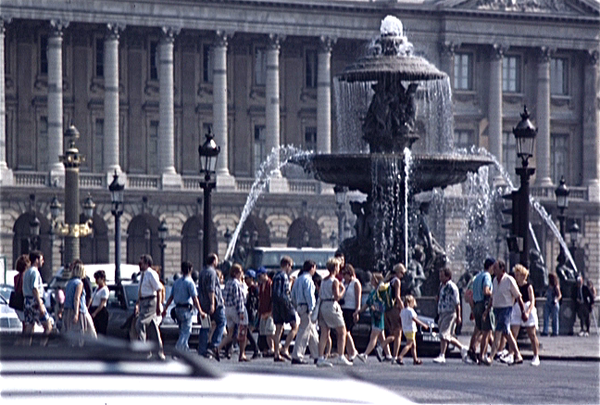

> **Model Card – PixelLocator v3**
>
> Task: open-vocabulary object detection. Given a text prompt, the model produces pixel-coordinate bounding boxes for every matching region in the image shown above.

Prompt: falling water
[224,146,313,261]
[403,148,413,269]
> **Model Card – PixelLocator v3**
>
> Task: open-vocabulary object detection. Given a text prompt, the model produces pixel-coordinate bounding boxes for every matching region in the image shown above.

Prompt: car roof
[52,264,140,284]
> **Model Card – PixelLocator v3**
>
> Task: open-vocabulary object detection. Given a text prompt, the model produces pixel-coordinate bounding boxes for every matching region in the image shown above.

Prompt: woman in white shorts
[317,257,352,366]
[510,264,540,366]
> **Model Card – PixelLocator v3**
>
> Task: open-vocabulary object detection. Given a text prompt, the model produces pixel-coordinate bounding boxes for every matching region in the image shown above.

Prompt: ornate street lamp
[158,220,168,284]
[50,195,64,267]
[334,185,348,246]
[29,214,40,253]
[569,222,580,251]
[109,171,125,284]
[329,231,337,248]
[512,106,537,267]
[198,128,220,264]
[58,123,94,266]
[554,175,570,254]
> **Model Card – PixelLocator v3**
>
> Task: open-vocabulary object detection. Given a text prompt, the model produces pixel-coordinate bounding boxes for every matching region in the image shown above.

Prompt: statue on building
[417,202,446,274]
[405,246,427,297]
[556,251,578,299]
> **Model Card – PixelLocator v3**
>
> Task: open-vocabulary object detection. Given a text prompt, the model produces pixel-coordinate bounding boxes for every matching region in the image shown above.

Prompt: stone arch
[80,212,109,265]
[181,214,217,272]
[287,217,322,248]
[126,213,161,266]
[241,214,271,247]
[12,212,53,281]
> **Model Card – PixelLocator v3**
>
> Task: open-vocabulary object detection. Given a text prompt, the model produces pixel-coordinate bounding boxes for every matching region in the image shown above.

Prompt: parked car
[0,293,22,333]
[105,280,201,344]
[0,334,414,404]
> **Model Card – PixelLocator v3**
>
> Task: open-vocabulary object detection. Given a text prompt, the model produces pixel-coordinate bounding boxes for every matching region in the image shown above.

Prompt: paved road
[213,356,599,404]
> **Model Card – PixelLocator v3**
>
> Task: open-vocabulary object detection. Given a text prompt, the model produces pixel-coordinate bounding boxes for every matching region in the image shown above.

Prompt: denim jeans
[198,305,226,355]
[543,301,560,336]
[175,307,193,351]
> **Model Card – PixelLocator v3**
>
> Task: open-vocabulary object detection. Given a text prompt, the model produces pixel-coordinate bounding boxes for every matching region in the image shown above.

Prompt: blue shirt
[22,266,44,298]
[291,272,316,312]
[272,270,291,304]
[198,266,224,311]
[472,271,492,303]
[170,276,198,305]
[64,278,87,313]
[437,280,460,314]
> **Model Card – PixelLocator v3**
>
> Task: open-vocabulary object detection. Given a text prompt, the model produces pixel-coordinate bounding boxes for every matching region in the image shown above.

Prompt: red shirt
[258,278,273,315]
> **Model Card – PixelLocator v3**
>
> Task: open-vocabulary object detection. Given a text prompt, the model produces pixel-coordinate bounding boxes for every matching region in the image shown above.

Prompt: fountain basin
[301,153,493,194]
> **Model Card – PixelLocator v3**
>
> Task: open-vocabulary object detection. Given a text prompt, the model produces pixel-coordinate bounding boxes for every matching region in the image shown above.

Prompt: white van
[49,263,140,289]
[244,247,337,273]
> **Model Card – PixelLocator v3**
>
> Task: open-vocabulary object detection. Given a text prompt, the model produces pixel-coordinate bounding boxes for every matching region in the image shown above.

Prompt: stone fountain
[296,16,492,291]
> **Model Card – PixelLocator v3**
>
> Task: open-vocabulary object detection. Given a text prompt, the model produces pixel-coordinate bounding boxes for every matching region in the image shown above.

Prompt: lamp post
[29,214,40,253]
[59,123,94,266]
[512,106,537,267]
[158,220,168,284]
[109,171,124,284]
[50,195,65,267]
[554,175,570,255]
[198,129,220,264]
[329,231,337,248]
[334,185,347,247]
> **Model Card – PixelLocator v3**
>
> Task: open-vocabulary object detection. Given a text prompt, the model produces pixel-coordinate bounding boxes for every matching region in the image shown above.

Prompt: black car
[105,281,201,343]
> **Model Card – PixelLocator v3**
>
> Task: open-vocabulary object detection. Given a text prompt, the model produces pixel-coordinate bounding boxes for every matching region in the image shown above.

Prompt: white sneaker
[460,347,468,363]
[316,357,333,368]
[499,353,514,364]
[433,355,446,364]
[348,353,358,362]
[498,349,509,358]
[357,353,367,363]
[584,332,590,337]
[337,355,353,366]
[578,330,585,337]
[531,356,540,367]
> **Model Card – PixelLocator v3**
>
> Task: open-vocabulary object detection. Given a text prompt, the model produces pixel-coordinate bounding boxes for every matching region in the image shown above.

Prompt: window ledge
[503,93,524,104]
[551,95,571,107]
[453,90,477,102]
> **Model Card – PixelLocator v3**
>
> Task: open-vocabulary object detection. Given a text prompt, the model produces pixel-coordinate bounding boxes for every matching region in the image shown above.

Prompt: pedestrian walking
[542,273,561,336]
[162,261,206,351]
[575,275,594,337]
[244,269,261,359]
[134,254,165,360]
[12,254,30,331]
[383,263,405,363]
[257,267,276,356]
[357,272,392,363]
[468,257,495,364]
[272,256,298,362]
[341,263,361,361]
[63,260,97,339]
[22,250,53,345]
[217,264,249,362]
[291,260,320,365]
[509,264,540,366]
[483,260,527,366]
[197,253,227,359]
[397,295,429,365]
[89,270,109,335]
[433,267,468,364]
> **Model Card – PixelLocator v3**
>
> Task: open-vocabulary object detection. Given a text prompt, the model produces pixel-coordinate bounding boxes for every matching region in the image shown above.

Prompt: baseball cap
[256,267,267,276]
[245,269,256,279]
[484,257,496,270]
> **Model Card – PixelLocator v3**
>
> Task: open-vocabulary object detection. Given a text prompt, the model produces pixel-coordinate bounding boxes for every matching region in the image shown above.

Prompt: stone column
[0,19,11,185]
[213,31,235,189]
[535,47,553,187]
[266,34,282,177]
[583,50,600,201]
[104,23,124,175]
[317,36,335,154]
[48,20,68,175]
[489,44,505,183]
[158,27,181,187]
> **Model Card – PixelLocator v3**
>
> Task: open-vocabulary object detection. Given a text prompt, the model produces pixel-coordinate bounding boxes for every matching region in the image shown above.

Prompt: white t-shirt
[492,274,521,308]
[342,279,359,310]
[400,307,417,332]
[22,266,44,298]
[91,285,109,307]
[138,268,161,298]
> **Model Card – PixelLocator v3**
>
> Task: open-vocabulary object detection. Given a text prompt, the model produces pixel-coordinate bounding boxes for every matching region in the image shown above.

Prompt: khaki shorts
[438,311,457,341]
[318,300,345,329]
[259,315,276,335]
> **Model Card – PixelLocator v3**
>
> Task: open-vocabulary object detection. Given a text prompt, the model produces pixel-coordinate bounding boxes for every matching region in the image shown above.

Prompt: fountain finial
[380,15,403,37]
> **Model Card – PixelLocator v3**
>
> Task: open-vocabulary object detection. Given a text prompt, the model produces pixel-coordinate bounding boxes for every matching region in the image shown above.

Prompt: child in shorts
[397,295,429,365]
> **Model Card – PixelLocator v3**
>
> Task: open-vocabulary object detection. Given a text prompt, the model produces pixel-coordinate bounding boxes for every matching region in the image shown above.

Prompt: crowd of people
[9,249,596,368]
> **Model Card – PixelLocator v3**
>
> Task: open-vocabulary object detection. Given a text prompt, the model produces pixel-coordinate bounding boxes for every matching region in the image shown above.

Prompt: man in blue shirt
[197,253,226,358]
[163,261,206,351]
[467,257,495,364]
[291,260,319,365]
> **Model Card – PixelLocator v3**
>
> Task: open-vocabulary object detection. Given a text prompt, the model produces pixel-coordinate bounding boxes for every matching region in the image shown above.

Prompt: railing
[531,185,588,201]
[235,178,255,192]
[14,171,48,187]
[80,173,105,189]
[289,179,321,194]
[127,175,160,190]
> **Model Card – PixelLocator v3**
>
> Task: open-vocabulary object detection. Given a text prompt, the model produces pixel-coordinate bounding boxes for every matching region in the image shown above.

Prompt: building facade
[0,0,598,286]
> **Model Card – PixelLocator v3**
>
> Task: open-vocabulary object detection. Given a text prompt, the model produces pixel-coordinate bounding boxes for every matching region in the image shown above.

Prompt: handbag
[9,290,24,311]
[310,297,321,324]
